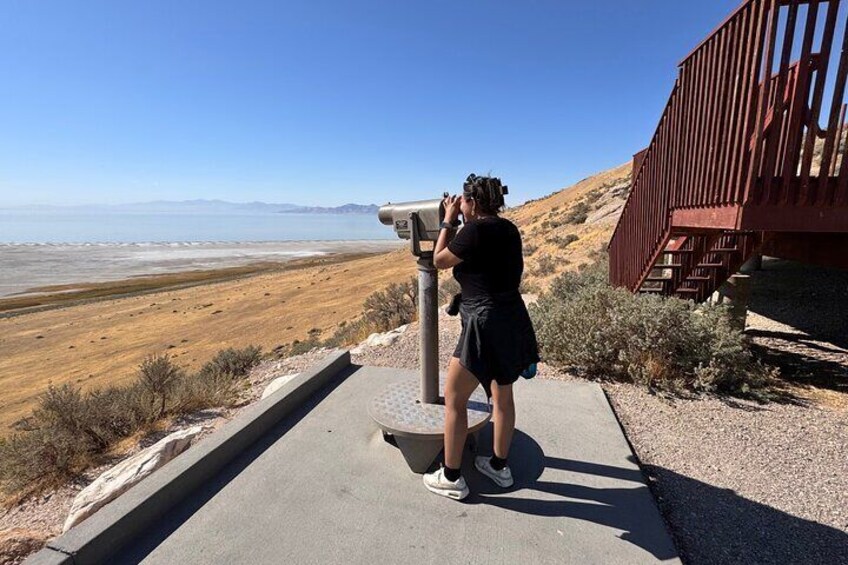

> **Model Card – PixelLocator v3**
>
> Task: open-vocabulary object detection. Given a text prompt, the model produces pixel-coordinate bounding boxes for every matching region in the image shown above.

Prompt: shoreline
[0,239,399,312]
[0,252,383,318]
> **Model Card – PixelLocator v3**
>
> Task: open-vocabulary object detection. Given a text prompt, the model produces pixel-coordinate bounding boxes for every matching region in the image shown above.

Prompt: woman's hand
[443,194,461,223]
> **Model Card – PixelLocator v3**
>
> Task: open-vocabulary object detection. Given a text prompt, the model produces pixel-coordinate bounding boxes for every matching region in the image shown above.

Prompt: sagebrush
[0,346,261,499]
[363,277,418,332]
[529,259,774,394]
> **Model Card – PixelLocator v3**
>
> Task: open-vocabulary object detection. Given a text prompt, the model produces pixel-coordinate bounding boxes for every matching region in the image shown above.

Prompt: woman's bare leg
[444,357,482,469]
[490,382,515,459]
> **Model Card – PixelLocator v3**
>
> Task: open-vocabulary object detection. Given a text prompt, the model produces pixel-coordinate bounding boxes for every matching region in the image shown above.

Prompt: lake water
[0,211,392,244]
[0,211,403,298]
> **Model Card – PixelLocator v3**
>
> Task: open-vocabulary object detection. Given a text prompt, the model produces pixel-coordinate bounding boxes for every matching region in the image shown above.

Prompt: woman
[422,173,539,500]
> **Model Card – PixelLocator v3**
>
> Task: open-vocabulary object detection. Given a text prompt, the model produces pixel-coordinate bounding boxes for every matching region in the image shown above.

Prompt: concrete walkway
[116,365,680,564]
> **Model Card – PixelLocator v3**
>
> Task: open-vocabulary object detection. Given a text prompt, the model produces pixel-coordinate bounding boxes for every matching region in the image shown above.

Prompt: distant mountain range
[2,199,380,215]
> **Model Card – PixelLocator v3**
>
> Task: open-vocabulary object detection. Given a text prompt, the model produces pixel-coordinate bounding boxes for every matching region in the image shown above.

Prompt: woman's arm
[434,194,463,270]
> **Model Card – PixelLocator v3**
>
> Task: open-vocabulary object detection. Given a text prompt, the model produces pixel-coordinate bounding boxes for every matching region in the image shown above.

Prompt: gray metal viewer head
[378,196,446,256]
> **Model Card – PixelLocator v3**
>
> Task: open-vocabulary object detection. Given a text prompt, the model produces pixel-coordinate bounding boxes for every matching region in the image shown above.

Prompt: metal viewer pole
[417,254,439,405]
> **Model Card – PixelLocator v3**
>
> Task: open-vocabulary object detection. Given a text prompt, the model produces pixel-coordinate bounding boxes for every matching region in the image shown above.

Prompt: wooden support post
[714,274,752,331]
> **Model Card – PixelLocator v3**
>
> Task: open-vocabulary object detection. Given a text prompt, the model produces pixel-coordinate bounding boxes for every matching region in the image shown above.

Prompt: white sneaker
[474,456,514,488]
[423,466,469,500]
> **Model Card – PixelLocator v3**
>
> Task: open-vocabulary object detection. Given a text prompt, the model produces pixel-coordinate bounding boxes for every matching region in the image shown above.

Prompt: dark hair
[462,174,508,215]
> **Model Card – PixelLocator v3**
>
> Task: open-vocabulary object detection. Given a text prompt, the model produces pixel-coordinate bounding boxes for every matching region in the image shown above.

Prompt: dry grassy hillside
[0,251,415,434]
[504,161,632,290]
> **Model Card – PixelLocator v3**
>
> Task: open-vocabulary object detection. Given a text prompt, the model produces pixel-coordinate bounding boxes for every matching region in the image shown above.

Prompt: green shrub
[530,261,774,394]
[363,278,418,332]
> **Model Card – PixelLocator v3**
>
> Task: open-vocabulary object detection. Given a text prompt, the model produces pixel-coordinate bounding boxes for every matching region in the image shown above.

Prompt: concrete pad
[117,366,680,564]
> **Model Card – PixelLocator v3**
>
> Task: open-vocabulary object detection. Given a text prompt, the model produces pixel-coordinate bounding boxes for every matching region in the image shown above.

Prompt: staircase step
[686,276,712,282]
[711,248,740,253]
[662,249,694,254]
[644,277,672,282]
[698,262,725,268]
[675,287,700,294]
[651,264,684,269]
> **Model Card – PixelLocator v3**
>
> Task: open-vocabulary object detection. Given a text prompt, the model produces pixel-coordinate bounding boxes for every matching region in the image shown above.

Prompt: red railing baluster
[799,0,840,203]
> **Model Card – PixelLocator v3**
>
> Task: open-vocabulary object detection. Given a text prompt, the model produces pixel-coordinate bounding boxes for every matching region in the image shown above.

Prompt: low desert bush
[363,277,418,332]
[532,255,557,276]
[198,346,262,379]
[547,234,579,249]
[564,201,591,224]
[172,370,236,413]
[321,318,375,349]
[584,188,603,204]
[139,354,184,418]
[0,345,261,499]
[281,279,423,355]
[530,260,773,394]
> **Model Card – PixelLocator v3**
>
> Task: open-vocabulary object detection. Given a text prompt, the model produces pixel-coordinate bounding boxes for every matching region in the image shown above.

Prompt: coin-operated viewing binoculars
[377,194,447,257]
[369,193,490,473]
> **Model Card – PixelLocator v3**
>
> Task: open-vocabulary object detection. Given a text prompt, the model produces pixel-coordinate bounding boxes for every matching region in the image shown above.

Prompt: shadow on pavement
[465,427,678,561]
[467,426,848,564]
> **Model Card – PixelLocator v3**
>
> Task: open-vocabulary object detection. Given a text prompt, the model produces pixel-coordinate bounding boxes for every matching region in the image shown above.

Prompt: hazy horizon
[0,198,380,210]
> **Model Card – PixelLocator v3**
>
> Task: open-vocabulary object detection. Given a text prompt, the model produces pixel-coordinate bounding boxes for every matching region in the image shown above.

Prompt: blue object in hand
[520,363,537,379]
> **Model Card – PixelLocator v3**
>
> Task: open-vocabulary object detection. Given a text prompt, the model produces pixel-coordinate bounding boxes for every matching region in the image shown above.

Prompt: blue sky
[0,0,742,207]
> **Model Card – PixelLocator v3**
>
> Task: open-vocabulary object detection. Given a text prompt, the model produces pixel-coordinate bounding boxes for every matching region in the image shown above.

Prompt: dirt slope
[504,162,632,290]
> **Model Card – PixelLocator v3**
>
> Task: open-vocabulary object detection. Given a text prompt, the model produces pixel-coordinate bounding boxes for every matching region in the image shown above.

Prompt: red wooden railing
[610,0,848,291]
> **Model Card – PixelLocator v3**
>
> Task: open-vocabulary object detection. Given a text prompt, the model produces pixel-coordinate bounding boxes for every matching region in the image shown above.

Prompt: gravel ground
[607,385,847,564]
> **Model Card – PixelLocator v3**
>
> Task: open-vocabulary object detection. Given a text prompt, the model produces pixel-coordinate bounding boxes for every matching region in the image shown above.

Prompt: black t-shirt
[447,216,524,299]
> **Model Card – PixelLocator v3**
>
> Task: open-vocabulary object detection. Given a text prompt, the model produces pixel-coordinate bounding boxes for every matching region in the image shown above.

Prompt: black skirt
[452,291,540,399]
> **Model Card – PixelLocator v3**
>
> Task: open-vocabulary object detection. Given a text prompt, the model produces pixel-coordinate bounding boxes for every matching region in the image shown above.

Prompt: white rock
[63,426,202,532]
[364,332,382,345]
[353,324,409,353]
[260,373,300,399]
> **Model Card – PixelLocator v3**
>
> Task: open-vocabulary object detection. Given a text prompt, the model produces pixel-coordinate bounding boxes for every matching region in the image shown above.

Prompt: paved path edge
[24,350,352,565]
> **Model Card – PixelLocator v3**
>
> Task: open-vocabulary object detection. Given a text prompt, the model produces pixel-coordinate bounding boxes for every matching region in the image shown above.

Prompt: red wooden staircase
[610,0,848,300]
